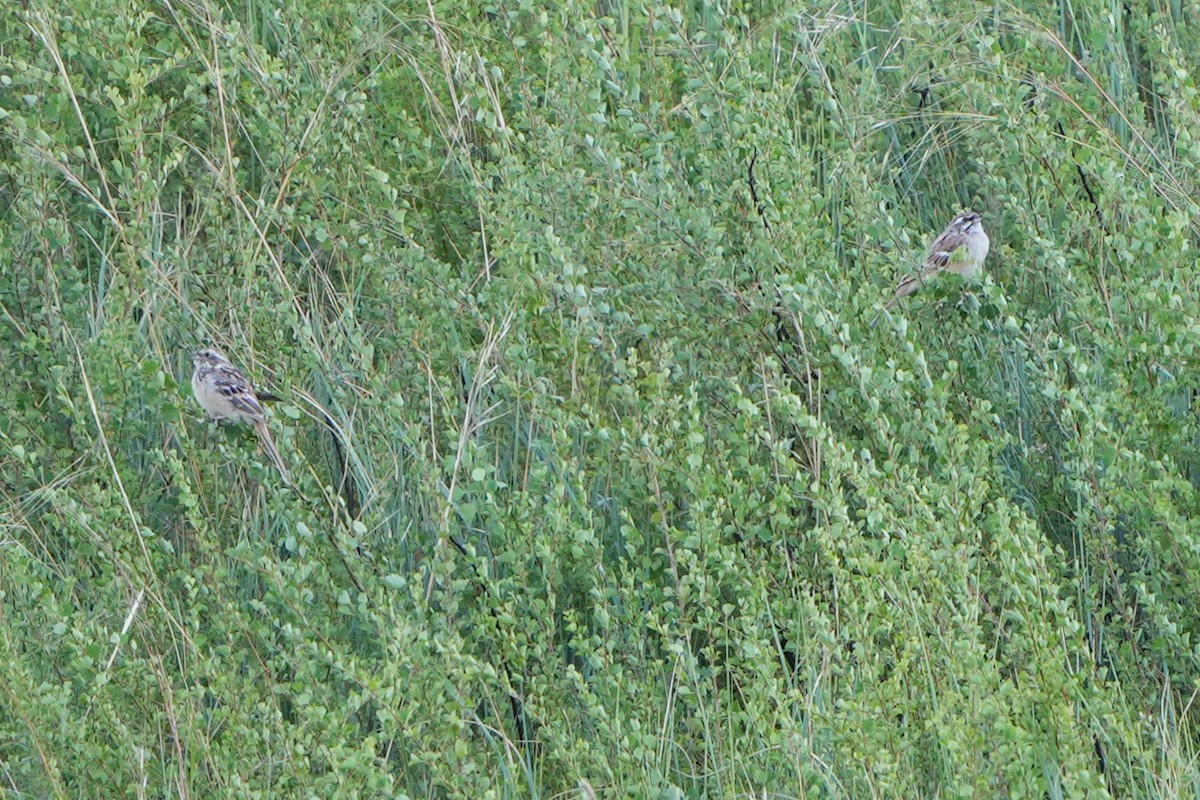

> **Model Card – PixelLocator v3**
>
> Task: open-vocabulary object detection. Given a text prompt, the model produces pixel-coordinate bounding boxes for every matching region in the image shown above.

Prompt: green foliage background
[3,0,1200,795]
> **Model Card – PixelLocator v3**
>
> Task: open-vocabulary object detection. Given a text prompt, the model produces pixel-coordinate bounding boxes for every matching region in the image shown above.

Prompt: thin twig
[747,148,771,233]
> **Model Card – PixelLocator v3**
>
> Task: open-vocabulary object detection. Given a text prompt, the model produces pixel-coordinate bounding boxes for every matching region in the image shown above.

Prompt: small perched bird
[879,210,990,317]
[191,347,290,482]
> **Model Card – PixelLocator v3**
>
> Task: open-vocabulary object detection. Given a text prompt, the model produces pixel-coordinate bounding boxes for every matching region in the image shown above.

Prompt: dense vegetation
[3,0,1200,795]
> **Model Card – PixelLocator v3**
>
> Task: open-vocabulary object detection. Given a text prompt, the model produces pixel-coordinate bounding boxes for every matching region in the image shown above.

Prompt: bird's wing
[924,230,971,270]
[211,365,265,417]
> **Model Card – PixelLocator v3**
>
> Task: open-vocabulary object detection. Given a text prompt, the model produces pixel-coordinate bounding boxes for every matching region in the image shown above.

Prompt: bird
[877,210,990,320]
[191,347,290,483]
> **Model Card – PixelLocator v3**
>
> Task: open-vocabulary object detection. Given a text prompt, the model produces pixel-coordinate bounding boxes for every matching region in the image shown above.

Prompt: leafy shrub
[3,0,1200,796]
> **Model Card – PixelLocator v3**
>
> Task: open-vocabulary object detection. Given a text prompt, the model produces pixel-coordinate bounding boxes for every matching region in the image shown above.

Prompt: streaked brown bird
[191,347,290,482]
[877,210,990,320]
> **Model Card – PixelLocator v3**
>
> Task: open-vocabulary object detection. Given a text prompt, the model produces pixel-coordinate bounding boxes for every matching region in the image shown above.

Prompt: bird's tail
[254,420,291,485]
[872,270,930,328]
[889,272,924,305]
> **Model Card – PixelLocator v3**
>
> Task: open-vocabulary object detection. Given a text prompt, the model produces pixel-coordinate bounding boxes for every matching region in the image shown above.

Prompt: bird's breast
[952,232,989,278]
[968,231,990,263]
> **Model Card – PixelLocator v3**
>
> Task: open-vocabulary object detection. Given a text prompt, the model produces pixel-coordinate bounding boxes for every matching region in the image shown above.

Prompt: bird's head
[193,347,230,368]
[952,210,984,235]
